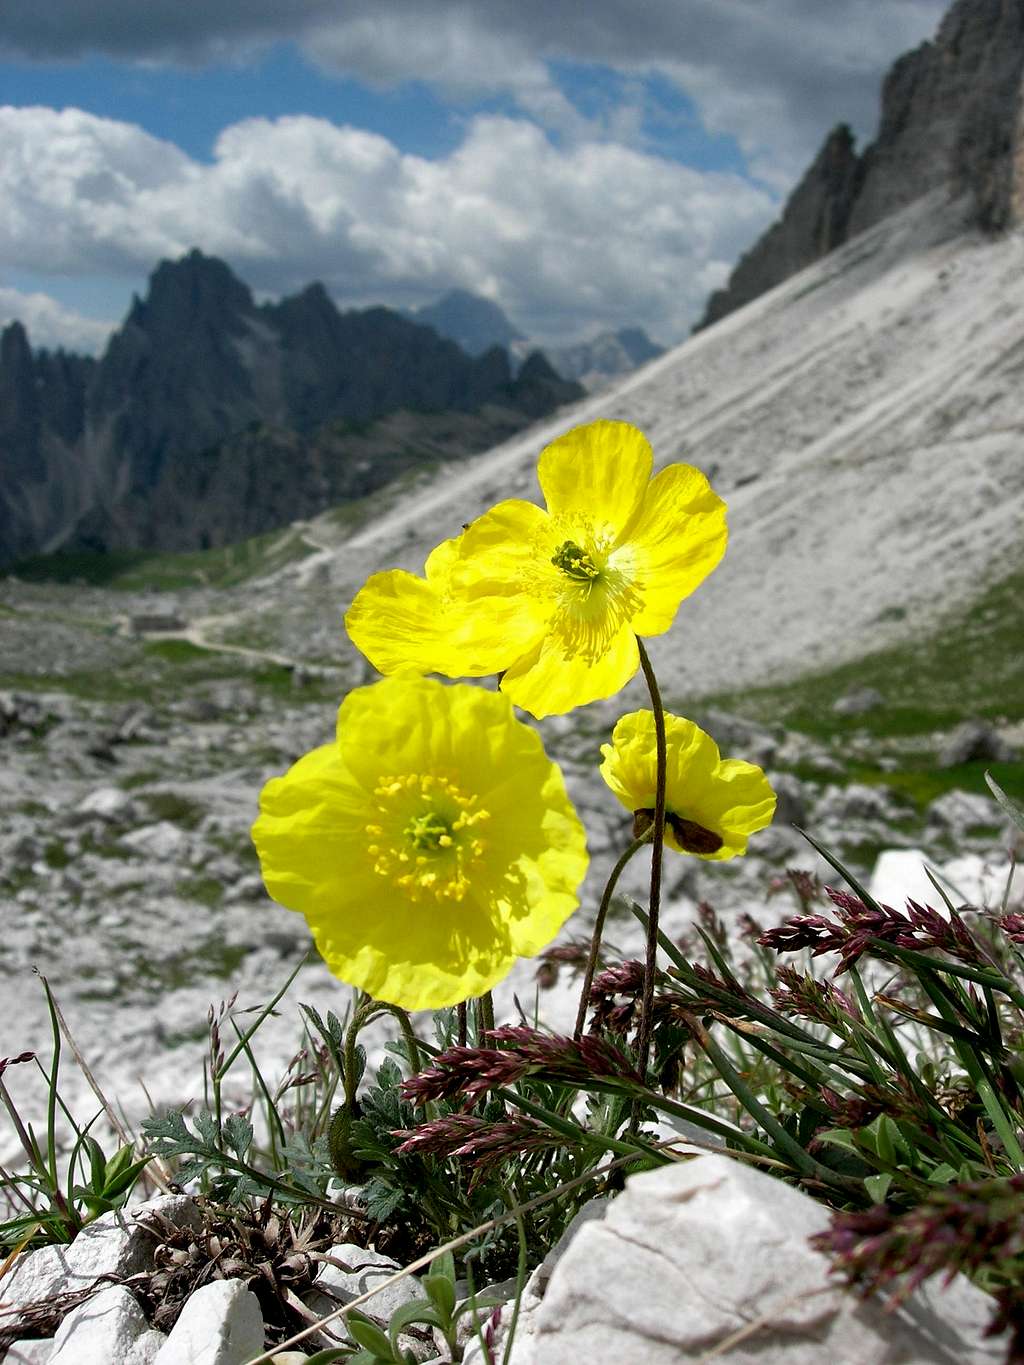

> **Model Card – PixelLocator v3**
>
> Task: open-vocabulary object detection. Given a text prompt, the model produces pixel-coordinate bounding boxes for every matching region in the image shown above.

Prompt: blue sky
[0,1,948,353]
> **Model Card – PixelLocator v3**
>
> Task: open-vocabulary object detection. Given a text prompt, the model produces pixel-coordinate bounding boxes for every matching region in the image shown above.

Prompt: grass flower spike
[345,419,727,718]
[600,711,776,859]
[251,674,588,1010]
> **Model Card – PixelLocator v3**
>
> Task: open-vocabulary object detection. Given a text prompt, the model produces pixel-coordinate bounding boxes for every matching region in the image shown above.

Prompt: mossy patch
[142,791,205,829]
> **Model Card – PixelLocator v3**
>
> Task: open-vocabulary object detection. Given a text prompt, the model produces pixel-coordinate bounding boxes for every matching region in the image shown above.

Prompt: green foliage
[6,527,315,590]
[0,978,152,1255]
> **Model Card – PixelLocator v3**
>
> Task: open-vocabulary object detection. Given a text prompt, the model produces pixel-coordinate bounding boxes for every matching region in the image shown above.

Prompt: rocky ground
[1,562,1019,1176]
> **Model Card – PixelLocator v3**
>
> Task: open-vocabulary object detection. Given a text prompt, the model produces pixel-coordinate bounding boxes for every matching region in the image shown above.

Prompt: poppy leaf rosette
[252,674,588,1010]
[344,419,728,719]
[600,711,776,860]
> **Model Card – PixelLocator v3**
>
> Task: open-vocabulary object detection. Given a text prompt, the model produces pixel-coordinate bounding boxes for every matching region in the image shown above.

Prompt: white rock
[526,1154,1002,1364]
[461,1201,609,1365]
[1,1197,201,1343]
[75,787,134,821]
[125,1329,169,1363]
[461,1268,544,1365]
[868,847,939,909]
[153,1279,263,1365]
[4,1342,55,1364]
[3,1211,159,1315]
[48,1285,148,1364]
[869,848,1015,912]
[926,789,1002,837]
[305,1243,429,1355]
[122,820,188,859]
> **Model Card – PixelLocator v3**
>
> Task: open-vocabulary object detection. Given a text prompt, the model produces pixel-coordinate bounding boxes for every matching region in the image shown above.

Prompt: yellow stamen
[366,771,491,902]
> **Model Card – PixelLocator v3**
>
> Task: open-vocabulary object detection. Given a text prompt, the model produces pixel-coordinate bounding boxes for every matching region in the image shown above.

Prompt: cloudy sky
[0,1,949,354]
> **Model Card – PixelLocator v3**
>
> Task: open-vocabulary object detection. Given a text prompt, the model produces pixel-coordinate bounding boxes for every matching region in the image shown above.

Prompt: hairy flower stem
[377,1002,423,1075]
[342,992,373,1108]
[574,831,653,1039]
[635,638,668,1080]
[457,1001,468,1047]
[478,991,496,1037]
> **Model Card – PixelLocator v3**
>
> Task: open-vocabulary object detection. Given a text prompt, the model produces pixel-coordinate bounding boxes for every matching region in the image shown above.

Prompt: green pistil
[552,540,600,582]
[405,811,453,852]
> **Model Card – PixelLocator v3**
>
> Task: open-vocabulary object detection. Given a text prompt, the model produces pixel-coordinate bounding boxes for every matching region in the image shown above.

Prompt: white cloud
[0,286,115,353]
[0,2,949,188]
[299,1,949,184]
[0,105,777,348]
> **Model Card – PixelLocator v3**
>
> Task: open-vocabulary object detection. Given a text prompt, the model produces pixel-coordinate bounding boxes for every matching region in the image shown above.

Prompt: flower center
[552,540,601,582]
[365,772,490,902]
[404,811,453,850]
[545,525,644,665]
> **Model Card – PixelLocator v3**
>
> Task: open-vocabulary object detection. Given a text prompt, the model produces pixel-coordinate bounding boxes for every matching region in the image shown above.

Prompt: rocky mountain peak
[697,0,1024,328]
[131,248,256,342]
[1,318,32,368]
[412,288,525,356]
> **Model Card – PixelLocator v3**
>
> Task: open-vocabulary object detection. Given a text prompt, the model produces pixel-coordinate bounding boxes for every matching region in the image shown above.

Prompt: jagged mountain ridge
[0,251,582,565]
[698,0,1024,328]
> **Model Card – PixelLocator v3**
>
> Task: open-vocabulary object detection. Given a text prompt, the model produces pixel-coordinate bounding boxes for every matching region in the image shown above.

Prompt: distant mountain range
[408,288,663,389]
[0,252,587,566]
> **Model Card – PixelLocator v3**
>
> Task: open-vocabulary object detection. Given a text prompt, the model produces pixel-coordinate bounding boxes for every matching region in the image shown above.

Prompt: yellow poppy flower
[344,536,525,679]
[252,675,588,1010]
[345,419,727,719]
[600,711,776,860]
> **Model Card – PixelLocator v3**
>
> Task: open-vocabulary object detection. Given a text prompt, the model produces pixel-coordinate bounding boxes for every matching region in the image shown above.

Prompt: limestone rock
[74,786,135,822]
[122,820,189,859]
[832,687,884,717]
[304,1242,431,1357]
[767,772,807,829]
[699,124,862,330]
[4,1341,55,1363]
[938,719,1018,767]
[697,0,1024,329]
[152,1279,263,1365]
[528,1154,1002,1363]
[926,789,1005,839]
[2,1198,198,1318]
[48,1285,148,1364]
[125,1329,169,1363]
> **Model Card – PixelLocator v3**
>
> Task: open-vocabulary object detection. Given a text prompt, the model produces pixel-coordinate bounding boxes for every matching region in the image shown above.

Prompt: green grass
[142,791,205,829]
[2,465,438,593]
[689,561,1024,812]
[5,526,315,591]
[708,563,1024,738]
[176,876,225,907]
[846,758,1024,809]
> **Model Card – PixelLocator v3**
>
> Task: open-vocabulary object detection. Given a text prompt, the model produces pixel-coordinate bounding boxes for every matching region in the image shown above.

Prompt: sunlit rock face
[697,0,1024,330]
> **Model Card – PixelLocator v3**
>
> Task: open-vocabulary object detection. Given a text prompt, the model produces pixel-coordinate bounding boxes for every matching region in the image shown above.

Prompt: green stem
[457,1002,468,1047]
[375,1003,423,1075]
[635,638,668,1079]
[574,831,653,1039]
[342,992,372,1107]
[478,991,495,1038]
